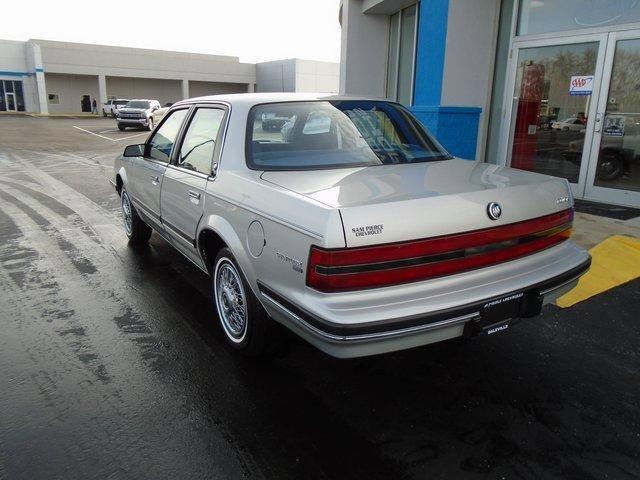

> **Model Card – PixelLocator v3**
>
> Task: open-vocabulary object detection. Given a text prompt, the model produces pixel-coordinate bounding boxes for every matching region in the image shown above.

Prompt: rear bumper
[259,244,591,358]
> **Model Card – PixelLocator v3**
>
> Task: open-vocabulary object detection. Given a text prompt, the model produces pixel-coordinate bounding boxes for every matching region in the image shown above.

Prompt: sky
[2,0,343,64]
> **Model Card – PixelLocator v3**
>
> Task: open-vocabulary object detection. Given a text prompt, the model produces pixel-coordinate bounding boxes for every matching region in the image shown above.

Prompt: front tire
[120,187,152,244]
[118,124,126,131]
[212,248,275,355]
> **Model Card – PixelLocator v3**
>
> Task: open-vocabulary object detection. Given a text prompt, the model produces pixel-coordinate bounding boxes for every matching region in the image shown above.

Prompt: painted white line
[73,126,115,142]
[116,133,148,142]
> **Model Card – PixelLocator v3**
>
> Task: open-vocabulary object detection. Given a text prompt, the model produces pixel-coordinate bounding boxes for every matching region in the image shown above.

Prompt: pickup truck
[102,99,129,117]
[116,99,161,131]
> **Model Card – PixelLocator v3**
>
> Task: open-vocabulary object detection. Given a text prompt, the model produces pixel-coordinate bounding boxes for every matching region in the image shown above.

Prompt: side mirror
[123,144,144,157]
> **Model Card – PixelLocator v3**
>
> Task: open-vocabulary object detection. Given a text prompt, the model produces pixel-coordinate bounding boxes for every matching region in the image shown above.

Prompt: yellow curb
[556,235,640,308]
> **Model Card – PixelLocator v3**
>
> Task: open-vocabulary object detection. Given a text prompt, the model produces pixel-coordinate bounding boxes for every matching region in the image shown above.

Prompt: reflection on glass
[510,42,597,183]
[518,0,640,36]
[594,38,640,192]
[386,12,400,100]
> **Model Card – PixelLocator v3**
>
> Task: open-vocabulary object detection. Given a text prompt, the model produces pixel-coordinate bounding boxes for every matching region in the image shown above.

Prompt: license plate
[465,291,524,336]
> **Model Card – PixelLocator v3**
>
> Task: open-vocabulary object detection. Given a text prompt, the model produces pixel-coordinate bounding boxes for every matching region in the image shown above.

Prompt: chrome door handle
[188,190,201,200]
[150,175,160,185]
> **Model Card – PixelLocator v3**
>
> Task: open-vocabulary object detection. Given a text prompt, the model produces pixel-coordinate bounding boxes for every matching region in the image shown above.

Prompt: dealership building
[340,0,640,207]
[0,38,338,115]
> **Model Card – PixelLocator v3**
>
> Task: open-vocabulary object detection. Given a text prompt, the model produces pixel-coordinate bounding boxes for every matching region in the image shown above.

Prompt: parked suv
[102,99,129,117]
[117,99,161,131]
[112,93,590,358]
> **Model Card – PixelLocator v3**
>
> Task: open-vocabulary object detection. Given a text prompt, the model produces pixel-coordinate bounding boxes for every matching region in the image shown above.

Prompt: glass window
[509,42,598,183]
[386,12,400,100]
[386,4,418,105]
[48,94,60,105]
[247,101,451,171]
[126,100,151,109]
[14,81,24,111]
[593,38,640,192]
[147,109,188,163]
[177,108,226,175]
[397,4,417,105]
[0,82,5,111]
[518,0,640,36]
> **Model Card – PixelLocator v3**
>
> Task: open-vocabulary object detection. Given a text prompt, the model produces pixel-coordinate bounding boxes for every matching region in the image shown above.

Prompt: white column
[182,79,189,100]
[98,74,107,105]
[32,43,48,114]
[247,82,255,93]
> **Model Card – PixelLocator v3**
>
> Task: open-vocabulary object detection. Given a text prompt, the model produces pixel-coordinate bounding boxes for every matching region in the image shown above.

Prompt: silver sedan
[113,93,590,358]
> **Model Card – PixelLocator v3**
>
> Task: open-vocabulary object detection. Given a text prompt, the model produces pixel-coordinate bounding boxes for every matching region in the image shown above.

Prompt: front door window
[510,42,598,183]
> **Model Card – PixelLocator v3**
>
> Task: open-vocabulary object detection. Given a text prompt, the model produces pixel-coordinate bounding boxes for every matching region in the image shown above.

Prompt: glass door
[5,93,16,111]
[584,30,640,207]
[501,34,608,196]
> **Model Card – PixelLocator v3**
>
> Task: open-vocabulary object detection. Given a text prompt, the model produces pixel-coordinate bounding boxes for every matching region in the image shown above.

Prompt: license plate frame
[464,291,525,336]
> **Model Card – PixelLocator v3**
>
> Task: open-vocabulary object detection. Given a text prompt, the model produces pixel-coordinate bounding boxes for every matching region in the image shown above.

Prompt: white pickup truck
[102,99,130,117]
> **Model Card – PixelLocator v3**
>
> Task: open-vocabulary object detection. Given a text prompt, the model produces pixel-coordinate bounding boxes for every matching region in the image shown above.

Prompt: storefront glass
[518,0,640,36]
[594,38,640,192]
[0,80,25,112]
[510,42,598,182]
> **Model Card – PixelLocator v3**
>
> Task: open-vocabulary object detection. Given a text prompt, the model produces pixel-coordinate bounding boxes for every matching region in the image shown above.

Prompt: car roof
[173,92,383,108]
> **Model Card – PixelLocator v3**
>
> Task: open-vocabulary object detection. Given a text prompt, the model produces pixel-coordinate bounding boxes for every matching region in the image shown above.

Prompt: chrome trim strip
[260,291,478,342]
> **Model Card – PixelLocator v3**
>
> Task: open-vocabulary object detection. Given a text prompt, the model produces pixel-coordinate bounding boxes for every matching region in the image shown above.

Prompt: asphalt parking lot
[1,115,639,480]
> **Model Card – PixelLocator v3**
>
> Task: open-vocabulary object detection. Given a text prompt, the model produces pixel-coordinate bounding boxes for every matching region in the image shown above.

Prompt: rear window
[246,101,451,171]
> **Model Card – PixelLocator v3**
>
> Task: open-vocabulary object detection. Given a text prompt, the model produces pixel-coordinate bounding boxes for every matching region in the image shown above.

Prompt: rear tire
[212,248,277,355]
[120,187,152,244]
[118,124,126,131]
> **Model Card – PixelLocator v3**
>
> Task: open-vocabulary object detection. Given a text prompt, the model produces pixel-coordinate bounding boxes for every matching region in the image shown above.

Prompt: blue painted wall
[411,0,481,160]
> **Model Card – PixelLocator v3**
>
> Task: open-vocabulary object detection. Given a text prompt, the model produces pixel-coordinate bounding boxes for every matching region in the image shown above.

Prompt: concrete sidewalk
[572,211,640,249]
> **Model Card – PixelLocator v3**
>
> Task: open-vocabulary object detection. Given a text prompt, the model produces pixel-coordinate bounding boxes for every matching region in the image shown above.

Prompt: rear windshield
[246,101,452,171]
[126,101,150,109]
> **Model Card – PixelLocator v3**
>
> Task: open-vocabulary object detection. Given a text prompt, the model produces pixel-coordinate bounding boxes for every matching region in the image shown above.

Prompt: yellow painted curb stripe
[556,235,640,308]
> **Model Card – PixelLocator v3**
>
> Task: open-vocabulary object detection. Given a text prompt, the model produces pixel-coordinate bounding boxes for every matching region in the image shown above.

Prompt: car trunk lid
[261,159,572,247]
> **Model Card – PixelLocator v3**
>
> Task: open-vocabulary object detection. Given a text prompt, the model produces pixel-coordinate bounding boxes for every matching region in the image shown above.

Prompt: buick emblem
[487,202,502,220]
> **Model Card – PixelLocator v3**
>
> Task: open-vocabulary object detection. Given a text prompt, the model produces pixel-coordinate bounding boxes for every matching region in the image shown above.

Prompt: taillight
[306,208,573,292]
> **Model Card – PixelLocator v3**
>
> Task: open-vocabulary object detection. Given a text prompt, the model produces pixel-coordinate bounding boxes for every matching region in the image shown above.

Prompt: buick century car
[112,93,590,358]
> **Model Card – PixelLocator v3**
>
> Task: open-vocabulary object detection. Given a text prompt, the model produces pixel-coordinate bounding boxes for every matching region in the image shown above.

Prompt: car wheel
[597,151,624,181]
[146,117,154,131]
[212,248,277,355]
[118,124,126,131]
[562,126,569,132]
[120,187,152,244]
[103,110,107,117]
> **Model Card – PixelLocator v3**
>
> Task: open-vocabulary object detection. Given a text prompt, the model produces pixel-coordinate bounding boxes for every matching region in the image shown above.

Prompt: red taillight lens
[306,209,573,292]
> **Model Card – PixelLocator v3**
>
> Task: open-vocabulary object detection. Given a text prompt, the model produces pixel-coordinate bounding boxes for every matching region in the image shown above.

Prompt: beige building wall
[44,73,99,113]
[189,81,247,98]
[106,77,182,105]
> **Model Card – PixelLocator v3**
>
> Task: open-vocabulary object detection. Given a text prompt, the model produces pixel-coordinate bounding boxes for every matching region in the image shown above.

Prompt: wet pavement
[0,115,639,480]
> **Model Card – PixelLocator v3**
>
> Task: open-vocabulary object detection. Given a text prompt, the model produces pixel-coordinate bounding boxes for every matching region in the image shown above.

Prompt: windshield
[247,101,452,171]
[115,100,129,106]
[126,101,151,109]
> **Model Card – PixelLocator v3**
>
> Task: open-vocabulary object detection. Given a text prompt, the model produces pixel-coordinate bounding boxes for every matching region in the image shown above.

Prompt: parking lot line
[117,133,148,141]
[73,126,115,142]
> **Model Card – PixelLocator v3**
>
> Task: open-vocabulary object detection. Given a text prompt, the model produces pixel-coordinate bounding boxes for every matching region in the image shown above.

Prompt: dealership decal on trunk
[352,224,384,237]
